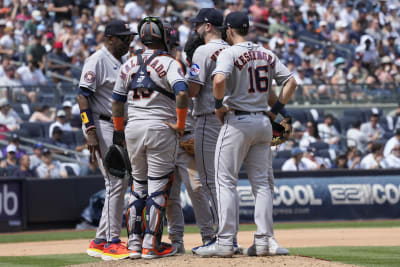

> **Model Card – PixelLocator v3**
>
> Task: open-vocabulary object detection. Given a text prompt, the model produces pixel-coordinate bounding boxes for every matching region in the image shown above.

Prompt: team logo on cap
[190,64,200,77]
[84,71,96,83]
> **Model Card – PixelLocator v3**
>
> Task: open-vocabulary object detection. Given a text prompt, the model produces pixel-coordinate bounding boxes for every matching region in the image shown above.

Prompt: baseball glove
[180,138,195,156]
[184,32,205,65]
[271,117,292,146]
[103,144,131,178]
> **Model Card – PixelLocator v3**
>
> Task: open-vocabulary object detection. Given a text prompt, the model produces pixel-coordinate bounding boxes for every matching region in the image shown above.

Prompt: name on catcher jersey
[212,42,293,112]
[79,46,122,117]
[113,50,186,121]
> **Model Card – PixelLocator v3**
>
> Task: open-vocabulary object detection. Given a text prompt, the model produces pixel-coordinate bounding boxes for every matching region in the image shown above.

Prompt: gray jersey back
[79,46,122,117]
[188,39,229,116]
[213,42,292,112]
[113,50,186,121]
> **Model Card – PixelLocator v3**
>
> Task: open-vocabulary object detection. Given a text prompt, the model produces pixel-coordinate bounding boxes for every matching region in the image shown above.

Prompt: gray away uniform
[188,39,229,233]
[79,46,129,242]
[113,49,185,250]
[212,42,292,246]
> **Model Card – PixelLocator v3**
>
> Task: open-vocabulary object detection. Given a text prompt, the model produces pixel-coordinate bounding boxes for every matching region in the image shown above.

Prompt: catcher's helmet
[103,144,131,179]
[138,17,173,52]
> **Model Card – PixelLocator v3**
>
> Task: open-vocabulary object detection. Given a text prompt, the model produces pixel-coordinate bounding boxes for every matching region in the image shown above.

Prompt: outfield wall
[0,170,399,232]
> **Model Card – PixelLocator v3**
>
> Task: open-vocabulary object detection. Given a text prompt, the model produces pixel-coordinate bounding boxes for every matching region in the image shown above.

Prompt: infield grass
[1,220,399,244]
[0,247,399,267]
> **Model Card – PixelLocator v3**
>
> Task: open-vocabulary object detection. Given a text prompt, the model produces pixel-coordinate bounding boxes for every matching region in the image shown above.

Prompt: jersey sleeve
[167,59,186,89]
[187,46,208,85]
[212,49,234,79]
[272,55,293,86]
[79,56,101,92]
[112,66,129,102]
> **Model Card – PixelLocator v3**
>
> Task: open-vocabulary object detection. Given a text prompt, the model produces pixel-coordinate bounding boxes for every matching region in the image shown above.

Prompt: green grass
[1,247,399,267]
[291,246,400,267]
[1,220,399,244]
[0,254,100,267]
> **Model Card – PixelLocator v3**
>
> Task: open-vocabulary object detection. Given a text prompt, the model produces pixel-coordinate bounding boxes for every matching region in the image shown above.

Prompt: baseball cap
[42,147,51,154]
[105,20,137,36]
[32,10,42,22]
[57,110,66,117]
[190,8,223,27]
[62,100,72,108]
[6,144,17,153]
[54,41,63,49]
[395,58,400,67]
[10,133,20,142]
[319,21,327,27]
[334,57,345,66]
[291,147,304,157]
[224,11,249,30]
[34,143,43,149]
[0,98,9,107]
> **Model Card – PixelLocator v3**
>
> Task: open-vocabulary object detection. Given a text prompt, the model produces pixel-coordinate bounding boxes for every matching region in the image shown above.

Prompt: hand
[86,128,101,163]
[164,121,184,138]
[265,111,277,121]
[113,130,125,146]
[215,106,228,124]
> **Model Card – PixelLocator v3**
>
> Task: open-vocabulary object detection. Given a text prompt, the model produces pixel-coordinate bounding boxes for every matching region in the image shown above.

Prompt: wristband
[113,116,124,131]
[271,100,285,115]
[215,98,223,109]
[280,107,289,118]
[80,109,94,128]
[176,107,188,130]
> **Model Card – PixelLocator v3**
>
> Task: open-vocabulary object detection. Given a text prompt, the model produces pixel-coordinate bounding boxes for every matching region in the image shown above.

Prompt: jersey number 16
[248,66,269,93]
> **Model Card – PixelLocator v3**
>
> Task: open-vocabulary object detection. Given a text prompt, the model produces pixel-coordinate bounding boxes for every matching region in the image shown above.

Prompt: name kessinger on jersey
[234,51,275,70]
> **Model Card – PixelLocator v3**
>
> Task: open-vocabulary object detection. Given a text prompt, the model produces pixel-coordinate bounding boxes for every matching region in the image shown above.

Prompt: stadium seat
[343,109,368,122]
[61,131,76,147]
[276,150,291,159]
[340,116,357,133]
[19,122,45,139]
[315,149,333,160]
[287,109,309,123]
[273,158,287,170]
[62,163,81,176]
[73,130,85,145]
[309,141,329,151]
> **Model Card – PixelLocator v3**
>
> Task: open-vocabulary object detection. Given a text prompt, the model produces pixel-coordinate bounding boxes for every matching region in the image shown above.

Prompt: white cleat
[193,242,234,258]
[267,237,290,255]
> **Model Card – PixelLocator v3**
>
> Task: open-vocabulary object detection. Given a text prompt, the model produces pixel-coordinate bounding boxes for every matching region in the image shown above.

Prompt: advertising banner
[0,181,23,230]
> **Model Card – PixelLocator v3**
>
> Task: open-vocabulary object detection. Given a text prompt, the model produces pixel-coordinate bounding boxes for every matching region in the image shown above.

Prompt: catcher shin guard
[127,191,147,239]
[144,173,174,249]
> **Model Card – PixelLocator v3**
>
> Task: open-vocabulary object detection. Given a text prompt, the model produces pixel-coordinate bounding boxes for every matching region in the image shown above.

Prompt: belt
[183,131,192,136]
[197,112,216,117]
[99,114,112,121]
[234,110,266,116]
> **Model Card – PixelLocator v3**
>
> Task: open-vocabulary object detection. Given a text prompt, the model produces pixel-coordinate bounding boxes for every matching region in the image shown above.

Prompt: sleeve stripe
[112,92,127,102]
[187,78,205,85]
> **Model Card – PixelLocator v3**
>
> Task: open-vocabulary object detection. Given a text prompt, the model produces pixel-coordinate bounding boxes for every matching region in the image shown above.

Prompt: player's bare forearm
[278,77,297,104]
[176,91,189,109]
[213,73,226,99]
[188,81,201,97]
[112,100,125,118]
[76,94,89,110]
[268,89,279,107]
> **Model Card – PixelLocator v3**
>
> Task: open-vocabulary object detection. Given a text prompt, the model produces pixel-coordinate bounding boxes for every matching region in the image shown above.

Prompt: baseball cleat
[267,237,289,255]
[172,241,186,254]
[233,240,243,255]
[141,243,177,259]
[193,242,234,258]
[192,237,216,253]
[129,249,141,259]
[101,240,130,260]
[86,239,106,258]
[245,244,269,256]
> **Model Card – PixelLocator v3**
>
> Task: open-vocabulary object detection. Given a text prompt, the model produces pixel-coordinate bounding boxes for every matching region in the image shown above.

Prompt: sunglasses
[116,35,133,43]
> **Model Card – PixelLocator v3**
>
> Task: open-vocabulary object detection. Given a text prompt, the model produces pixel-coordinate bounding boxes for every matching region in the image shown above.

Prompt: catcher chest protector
[129,50,175,100]
[103,144,131,178]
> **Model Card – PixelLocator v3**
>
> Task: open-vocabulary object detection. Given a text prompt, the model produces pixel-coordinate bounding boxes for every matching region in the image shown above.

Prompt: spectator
[330,57,347,101]
[383,128,400,157]
[0,144,19,176]
[347,120,369,153]
[26,34,46,66]
[361,112,385,143]
[29,105,56,122]
[0,55,11,79]
[0,26,15,57]
[0,64,36,103]
[281,147,318,171]
[36,148,68,179]
[332,154,348,169]
[30,143,43,170]
[282,41,302,66]
[249,0,268,23]
[317,114,340,147]
[332,20,349,44]
[311,65,330,100]
[349,54,369,83]
[47,127,69,150]
[381,144,400,168]
[291,121,306,148]
[47,41,72,79]
[178,10,192,47]
[346,146,361,169]
[24,10,42,36]
[0,98,22,131]
[1,133,25,159]
[300,120,319,149]
[360,143,385,169]
[346,73,365,101]
[62,100,74,123]
[304,147,331,169]
[48,110,72,137]
[356,35,379,71]
[12,154,36,178]
[47,0,73,35]
[16,59,47,86]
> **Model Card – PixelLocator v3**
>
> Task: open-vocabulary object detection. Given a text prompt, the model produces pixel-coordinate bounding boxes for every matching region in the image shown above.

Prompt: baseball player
[165,30,215,254]
[79,20,136,261]
[112,17,188,259]
[187,8,232,248]
[194,12,297,257]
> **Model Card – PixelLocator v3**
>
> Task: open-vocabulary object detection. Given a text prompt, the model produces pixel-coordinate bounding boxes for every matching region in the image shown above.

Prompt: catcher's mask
[104,144,131,179]
[138,17,172,52]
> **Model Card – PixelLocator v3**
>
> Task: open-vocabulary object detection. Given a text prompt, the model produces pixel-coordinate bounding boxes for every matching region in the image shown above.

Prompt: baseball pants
[215,112,274,247]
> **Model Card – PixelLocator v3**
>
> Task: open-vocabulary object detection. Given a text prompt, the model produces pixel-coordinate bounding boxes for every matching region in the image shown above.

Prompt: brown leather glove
[180,138,195,157]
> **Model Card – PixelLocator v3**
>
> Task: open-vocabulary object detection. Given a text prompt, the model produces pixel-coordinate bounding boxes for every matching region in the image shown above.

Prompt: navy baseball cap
[105,20,137,36]
[190,8,223,26]
[224,11,249,30]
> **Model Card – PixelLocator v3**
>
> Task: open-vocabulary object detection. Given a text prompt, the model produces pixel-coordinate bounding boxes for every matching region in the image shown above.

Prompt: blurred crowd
[0,0,400,178]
